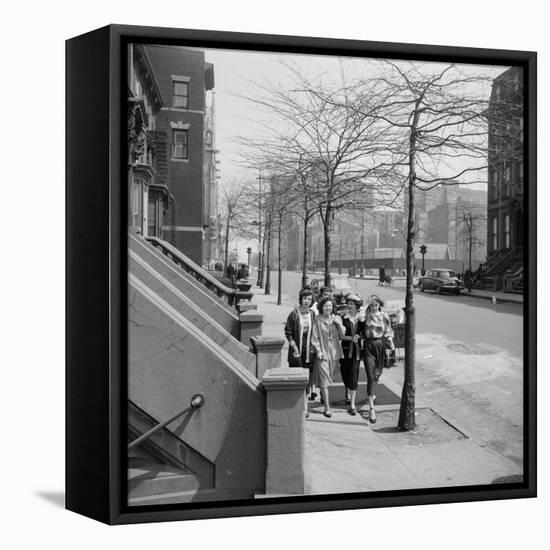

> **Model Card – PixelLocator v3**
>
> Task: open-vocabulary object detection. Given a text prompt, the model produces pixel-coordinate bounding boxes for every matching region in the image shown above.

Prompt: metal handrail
[128,394,205,451]
[146,237,252,307]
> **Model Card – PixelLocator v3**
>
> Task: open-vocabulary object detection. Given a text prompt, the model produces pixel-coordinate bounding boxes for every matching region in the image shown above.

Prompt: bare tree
[219,180,252,276]
[453,201,487,291]
[236,63,397,288]
[348,62,511,431]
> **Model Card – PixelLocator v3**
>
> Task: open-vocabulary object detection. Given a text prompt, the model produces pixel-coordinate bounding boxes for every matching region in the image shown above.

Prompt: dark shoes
[349,406,357,416]
[323,409,333,418]
[368,409,377,424]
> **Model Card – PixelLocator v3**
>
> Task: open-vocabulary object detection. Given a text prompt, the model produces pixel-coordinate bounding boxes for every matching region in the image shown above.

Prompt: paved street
[272,270,523,358]
[256,269,524,471]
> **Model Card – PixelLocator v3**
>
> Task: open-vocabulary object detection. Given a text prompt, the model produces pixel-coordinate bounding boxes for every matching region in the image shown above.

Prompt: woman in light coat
[311,297,344,418]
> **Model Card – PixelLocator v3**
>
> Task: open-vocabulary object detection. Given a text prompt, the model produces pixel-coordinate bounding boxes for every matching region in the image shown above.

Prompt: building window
[503,163,511,197]
[492,216,498,251]
[172,129,188,159]
[489,169,498,199]
[504,214,511,248]
[173,81,189,109]
[133,179,143,227]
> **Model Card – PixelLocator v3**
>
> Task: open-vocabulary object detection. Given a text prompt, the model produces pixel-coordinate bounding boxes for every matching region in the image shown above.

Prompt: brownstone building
[128,44,218,266]
[485,66,524,288]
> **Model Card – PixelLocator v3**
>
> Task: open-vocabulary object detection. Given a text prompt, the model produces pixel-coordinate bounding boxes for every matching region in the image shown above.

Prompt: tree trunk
[265,221,272,295]
[277,215,283,305]
[259,226,266,288]
[398,110,420,432]
[224,214,231,273]
[468,231,473,293]
[323,206,334,287]
[302,211,309,290]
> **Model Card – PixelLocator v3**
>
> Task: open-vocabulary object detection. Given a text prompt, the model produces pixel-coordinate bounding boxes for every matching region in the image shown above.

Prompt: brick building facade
[128,44,218,266]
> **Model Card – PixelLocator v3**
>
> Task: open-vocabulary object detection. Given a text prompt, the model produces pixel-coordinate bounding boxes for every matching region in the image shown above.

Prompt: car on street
[310,274,353,311]
[418,268,464,295]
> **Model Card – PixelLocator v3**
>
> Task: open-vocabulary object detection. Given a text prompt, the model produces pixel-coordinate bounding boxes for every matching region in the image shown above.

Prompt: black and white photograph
[126,41,529,506]
[8,0,549,544]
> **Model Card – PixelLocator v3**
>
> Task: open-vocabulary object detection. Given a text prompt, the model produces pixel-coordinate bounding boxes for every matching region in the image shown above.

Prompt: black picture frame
[66,24,537,525]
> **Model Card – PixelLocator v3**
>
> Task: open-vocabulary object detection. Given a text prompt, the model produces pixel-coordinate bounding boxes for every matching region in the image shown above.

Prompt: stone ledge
[239,310,263,323]
[250,336,285,352]
[237,303,258,313]
[262,367,309,391]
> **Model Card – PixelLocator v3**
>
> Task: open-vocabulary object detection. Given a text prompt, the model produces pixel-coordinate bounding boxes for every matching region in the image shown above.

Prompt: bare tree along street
[269,269,523,470]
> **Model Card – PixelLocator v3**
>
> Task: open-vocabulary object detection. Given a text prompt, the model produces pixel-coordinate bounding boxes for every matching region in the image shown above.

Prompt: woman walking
[284,288,316,416]
[359,295,394,424]
[311,297,344,418]
[339,294,363,416]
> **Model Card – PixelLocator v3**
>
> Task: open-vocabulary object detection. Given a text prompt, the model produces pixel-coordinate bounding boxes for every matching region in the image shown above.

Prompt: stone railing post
[236,302,257,314]
[239,310,263,345]
[250,336,285,378]
[262,367,309,495]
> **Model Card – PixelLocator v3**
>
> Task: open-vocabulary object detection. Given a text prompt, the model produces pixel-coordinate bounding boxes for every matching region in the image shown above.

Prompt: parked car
[310,274,353,311]
[419,268,464,295]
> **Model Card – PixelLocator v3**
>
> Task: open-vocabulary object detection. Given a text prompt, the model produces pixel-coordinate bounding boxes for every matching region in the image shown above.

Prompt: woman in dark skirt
[339,294,363,416]
[359,295,394,423]
[284,287,316,416]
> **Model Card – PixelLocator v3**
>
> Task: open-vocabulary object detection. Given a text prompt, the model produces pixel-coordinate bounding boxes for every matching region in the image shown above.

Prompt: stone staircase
[127,231,309,505]
[482,247,523,291]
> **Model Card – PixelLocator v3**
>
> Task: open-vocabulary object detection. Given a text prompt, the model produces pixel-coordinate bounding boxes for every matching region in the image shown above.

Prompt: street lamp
[420,244,428,276]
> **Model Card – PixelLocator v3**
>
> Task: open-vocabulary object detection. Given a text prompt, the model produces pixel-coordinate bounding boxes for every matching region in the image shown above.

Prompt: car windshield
[332,278,351,290]
[436,270,455,279]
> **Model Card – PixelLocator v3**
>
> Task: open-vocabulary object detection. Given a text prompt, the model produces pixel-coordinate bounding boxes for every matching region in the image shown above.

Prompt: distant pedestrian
[358,295,394,424]
[311,297,344,418]
[226,263,236,287]
[379,265,386,286]
[284,288,316,417]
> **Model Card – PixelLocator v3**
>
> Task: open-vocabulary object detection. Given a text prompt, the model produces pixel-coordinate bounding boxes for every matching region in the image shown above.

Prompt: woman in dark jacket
[284,288,316,416]
[339,294,363,415]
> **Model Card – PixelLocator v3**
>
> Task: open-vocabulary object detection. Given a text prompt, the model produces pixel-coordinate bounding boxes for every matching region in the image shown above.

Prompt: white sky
[195,48,508,261]
[203,47,507,189]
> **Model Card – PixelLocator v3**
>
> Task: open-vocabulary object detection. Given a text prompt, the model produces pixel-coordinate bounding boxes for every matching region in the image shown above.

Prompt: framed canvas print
[66,24,536,525]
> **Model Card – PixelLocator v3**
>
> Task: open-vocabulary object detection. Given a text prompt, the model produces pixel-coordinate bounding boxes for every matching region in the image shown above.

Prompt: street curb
[458,292,523,305]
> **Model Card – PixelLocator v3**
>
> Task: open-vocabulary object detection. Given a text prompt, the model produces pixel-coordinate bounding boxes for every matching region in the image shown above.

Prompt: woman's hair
[346,293,364,309]
[298,288,314,305]
[318,296,335,313]
[367,294,384,308]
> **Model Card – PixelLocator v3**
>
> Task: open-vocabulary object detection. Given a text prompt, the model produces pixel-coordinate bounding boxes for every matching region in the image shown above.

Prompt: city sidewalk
[251,285,522,494]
